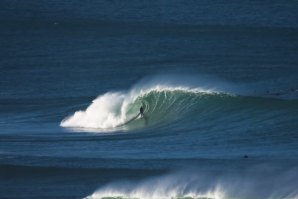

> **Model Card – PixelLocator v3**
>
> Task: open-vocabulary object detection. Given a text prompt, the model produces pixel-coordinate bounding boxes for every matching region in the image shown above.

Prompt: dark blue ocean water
[1,1,298,199]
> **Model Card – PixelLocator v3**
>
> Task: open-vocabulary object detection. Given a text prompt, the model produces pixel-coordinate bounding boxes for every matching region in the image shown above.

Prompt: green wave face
[122,89,228,129]
[122,87,296,131]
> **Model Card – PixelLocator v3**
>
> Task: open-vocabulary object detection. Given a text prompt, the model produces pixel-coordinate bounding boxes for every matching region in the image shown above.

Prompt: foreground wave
[85,167,298,199]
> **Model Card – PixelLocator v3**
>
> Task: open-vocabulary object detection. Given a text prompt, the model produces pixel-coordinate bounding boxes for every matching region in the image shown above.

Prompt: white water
[61,92,128,129]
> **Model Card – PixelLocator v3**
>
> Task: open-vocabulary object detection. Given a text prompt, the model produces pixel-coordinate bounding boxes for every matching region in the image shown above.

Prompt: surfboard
[116,113,141,127]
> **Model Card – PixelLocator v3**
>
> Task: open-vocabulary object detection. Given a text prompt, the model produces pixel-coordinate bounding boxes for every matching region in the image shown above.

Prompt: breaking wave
[84,166,298,199]
[60,84,219,130]
[60,75,297,132]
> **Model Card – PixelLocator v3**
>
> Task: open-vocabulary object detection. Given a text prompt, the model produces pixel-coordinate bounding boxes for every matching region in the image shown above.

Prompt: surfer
[140,106,144,117]
[140,105,148,125]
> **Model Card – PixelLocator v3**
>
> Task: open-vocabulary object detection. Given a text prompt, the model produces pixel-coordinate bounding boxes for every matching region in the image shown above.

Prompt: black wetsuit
[140,107,144,116]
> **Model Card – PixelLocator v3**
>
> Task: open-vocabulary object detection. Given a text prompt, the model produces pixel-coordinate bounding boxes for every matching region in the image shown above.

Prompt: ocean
[0,1,298,199]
